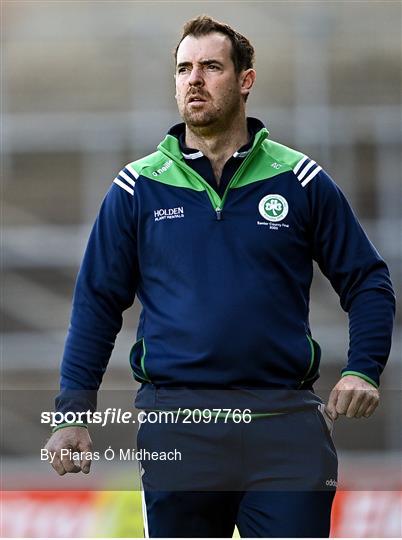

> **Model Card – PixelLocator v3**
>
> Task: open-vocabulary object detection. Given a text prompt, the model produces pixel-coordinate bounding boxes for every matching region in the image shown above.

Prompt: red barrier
[1,490,401,537]
[331,490,402,537]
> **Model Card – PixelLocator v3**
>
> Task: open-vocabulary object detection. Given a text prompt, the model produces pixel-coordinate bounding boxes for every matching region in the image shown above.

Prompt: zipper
[158,130,268,220]
[157,146,222,212]
[216,139,264,217]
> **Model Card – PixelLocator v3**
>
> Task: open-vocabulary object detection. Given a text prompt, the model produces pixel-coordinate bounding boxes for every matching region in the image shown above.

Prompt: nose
[187,66,204,87]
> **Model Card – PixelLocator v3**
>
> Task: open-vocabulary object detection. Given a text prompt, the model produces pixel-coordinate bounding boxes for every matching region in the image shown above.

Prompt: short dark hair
[174,15,255,74]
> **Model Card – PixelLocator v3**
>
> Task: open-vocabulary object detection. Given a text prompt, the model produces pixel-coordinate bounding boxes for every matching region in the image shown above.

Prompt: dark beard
[182,107,217,128]
[182,102,239,131]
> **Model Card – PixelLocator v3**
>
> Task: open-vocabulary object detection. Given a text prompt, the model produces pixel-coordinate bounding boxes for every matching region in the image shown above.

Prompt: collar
[168,117,267,161]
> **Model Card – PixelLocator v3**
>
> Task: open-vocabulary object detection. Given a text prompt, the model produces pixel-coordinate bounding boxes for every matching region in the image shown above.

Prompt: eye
[206,64,219,71]
[177,66,189,74]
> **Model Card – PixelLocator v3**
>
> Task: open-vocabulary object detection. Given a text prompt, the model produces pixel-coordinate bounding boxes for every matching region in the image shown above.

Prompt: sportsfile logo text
[41,408,135,427]
[41,407,252,427]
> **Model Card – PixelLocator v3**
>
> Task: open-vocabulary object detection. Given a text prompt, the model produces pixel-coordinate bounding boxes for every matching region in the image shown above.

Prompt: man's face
[175,32,244,129]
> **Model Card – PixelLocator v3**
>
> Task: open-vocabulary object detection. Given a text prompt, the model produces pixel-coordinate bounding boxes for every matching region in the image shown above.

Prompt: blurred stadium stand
[2,3,401,526]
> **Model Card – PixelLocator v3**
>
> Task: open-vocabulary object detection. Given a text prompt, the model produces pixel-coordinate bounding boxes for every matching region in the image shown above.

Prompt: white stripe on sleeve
[113,178,134,195]
[301,166,322,187]
[119,170,136,187]
[127,164,139,179]
[297,160,316,182]
[293,155,309,174]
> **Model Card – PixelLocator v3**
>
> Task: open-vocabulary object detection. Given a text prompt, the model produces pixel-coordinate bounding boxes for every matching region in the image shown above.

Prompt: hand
[325,375,379,421]
[44,426,93,475]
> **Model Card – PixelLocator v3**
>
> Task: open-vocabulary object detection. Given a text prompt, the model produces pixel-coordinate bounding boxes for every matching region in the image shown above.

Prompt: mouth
[188,95,207,104]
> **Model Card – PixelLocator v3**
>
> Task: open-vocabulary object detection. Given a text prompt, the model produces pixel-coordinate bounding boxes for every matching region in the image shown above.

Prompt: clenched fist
[325,375,379,420]
[44,426,93,475]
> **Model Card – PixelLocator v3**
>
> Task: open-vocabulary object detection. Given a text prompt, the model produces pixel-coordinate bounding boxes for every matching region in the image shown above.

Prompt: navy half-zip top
[56,118,395,415]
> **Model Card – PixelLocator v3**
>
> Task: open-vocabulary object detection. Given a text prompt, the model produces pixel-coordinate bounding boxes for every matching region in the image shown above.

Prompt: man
[45,16,395,537]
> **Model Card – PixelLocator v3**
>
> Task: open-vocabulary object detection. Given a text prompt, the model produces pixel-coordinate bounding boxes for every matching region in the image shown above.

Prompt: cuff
[52,422,88,434]
[341,370,379,388]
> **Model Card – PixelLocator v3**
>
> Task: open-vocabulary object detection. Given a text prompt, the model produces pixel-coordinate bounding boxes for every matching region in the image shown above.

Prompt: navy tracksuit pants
[137,407,337,537]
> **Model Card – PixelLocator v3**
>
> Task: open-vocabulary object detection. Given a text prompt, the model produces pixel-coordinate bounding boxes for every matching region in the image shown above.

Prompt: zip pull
[215,207,222,221]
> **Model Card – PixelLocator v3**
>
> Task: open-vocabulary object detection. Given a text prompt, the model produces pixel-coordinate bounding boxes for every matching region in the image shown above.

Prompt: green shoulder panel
[233,139,305,189]
[127,151,163,177]
[125,134,305,193]
[264,139,305,169]
[127,148,205,192]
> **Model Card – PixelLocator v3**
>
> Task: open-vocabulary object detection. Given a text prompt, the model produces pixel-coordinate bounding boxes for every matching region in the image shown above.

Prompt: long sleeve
[308,169,395,387]
[56,169,139,414]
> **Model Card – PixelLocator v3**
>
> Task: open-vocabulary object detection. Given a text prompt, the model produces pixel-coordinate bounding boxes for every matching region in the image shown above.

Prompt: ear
[240,69,256,98]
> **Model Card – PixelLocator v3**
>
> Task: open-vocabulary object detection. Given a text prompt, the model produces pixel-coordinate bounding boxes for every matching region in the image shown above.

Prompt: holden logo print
[258,194,289,222]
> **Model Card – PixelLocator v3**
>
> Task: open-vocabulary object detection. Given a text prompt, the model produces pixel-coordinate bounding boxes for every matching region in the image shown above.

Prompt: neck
[185,114,249,166]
